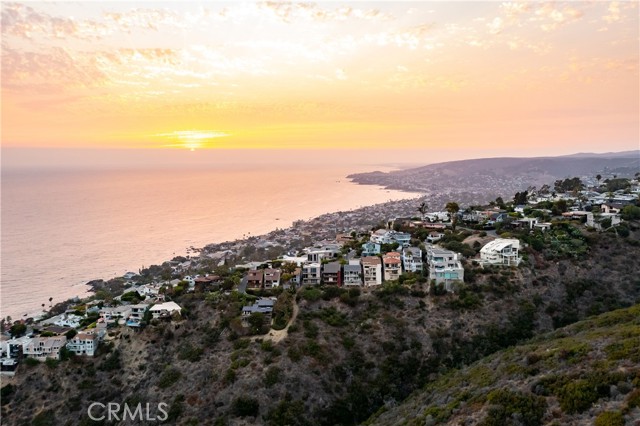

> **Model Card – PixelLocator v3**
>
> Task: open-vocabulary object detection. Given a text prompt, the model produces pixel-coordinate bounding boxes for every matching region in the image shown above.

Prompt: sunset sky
[2,1,638,156]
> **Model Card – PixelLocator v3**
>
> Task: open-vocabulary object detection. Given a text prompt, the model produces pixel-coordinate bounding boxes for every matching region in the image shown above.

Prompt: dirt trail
[252,295,299,344]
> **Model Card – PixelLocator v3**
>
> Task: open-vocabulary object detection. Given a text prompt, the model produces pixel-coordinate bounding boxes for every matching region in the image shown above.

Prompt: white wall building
[402,247,423,273]
[66,332,99,356]
[480,239,521,266]
[301,263,322,285]
[425,245,464,291]
[362,256,382,287]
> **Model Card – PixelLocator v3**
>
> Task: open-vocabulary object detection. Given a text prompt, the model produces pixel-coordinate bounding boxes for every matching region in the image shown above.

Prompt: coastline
[3,177,423,320]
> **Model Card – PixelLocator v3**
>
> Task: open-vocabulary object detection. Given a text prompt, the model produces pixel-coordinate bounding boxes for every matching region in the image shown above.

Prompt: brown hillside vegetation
[2,228,640,425]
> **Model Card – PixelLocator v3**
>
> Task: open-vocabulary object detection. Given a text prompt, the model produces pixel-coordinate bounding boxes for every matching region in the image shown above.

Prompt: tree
[10,323,27,338]
[596,174,602,185]
[41,303,46,311]
[446,202,460,231]
[248,312,266,335]
[513,190,528,206]
[49,297,53,307]
[417,202,428,220]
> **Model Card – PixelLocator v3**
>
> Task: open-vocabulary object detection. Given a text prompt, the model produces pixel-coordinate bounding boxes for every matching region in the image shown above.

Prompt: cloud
[257,2,394,24]
[603,1,621,23]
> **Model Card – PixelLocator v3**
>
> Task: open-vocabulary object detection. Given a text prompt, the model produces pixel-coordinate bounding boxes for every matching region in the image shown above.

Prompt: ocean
[1,165,416,318]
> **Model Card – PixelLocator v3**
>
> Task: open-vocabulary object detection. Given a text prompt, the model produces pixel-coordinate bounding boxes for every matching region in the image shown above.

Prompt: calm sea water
[1,166,415,318]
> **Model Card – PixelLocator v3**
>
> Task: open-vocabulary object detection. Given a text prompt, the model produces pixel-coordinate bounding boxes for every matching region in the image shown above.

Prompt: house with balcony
[66,332,99,357]
[246,269,264,289]
[23,336,67,361]
[402,247,423,273]
[322,261,342,286]
[362,256,382,287]
[99,306,132,324]
[425,245,464,291]
[263,268,281,289]
[382,252,402,282]
[343,262,363,287]
[480,238,521,266]
[302,263,321,285]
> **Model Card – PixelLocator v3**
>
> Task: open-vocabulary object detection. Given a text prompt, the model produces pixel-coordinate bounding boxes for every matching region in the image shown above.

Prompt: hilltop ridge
[348,151,640,196]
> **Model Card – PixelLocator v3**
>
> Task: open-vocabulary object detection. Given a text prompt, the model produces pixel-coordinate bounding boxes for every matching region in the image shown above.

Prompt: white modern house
[301,262,322,285]
[402,247,423,273]
[425,245,464,291]
[362,256,382,287]
[480,239,521,266]
[149,301,182,319]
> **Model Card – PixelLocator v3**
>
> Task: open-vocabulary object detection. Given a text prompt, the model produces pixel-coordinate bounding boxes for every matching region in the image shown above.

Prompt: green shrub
[557,379,599,413]
[594,411,624,426]
[318,307,348,327]
[481,389,546,426]
[25,357,40,367]
[232,396,260,417]
[178,344,204,362]
[157,367,182,389]
[264,366,281,387]
[265,397,307,426]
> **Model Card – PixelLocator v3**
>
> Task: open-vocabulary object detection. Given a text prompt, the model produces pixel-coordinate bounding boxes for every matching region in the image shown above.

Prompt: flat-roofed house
[343,262,363,287]
[302,263,321,285]
[402,247,423,273]
[322,261,342,286]
[425,245,464,291]
[362,256,382,287]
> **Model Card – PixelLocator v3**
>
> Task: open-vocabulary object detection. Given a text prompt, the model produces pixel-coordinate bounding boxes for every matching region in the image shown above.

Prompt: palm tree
[49,297,53,307]
[445,202,460,231]
[596,174,602,186]
[417,202,428,220]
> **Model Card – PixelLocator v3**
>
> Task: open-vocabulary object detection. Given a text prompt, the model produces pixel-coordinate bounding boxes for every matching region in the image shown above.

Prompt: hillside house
[23,336,67,361]
[480,239,521,266]
[362,256,382,287]
[343,262,363,287]
[382,252,402,282]
[402,247,423,273]
[246,269,264,289]
[322,261,342,286]
[66,332,99,357]
[263,268,281,289]
[425,245,464,291]
[302,263,321,285]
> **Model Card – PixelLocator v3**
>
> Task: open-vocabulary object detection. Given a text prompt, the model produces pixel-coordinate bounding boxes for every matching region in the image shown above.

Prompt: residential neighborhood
[2,174,639,378]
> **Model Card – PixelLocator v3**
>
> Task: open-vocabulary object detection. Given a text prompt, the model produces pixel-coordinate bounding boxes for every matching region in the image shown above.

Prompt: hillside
[348,152,640,197]
[2,224,640,425]
[368,304,640,426]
